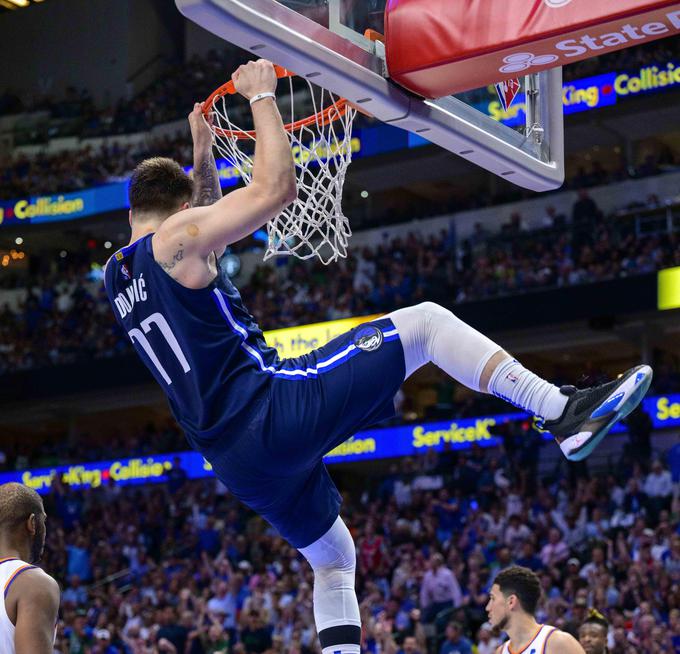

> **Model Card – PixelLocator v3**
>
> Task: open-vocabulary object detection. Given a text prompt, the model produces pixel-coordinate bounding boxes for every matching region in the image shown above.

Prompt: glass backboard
[176,0,564,191]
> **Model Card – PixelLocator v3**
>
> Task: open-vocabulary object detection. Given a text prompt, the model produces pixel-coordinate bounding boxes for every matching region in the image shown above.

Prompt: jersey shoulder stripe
[3,565,36,598]
[541,627,557,653]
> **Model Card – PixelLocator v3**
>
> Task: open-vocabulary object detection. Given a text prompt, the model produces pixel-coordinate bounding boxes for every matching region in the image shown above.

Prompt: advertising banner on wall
[1,393,676,495]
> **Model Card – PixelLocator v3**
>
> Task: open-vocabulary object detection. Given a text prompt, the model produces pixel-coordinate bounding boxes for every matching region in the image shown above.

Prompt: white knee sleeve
[386,301,502,391]
[298,517,360,654]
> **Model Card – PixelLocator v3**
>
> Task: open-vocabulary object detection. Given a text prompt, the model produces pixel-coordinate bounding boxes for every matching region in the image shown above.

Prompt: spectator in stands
[572,190,601,227]
[473,623,500,654]
[62,574,88,607]
[643,459,673,518]
[540,527,570,568]
[397,635,423,654]
[439,621,472,654]
[240,610,273,654]
[578,609,610,654]
[420,553,463,623]
[515,541,543,572]
[504,514,532,558]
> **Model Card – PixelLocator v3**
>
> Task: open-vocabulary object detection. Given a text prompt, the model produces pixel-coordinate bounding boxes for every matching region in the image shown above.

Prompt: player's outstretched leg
[298,517,360,654]
[387,302,652,461]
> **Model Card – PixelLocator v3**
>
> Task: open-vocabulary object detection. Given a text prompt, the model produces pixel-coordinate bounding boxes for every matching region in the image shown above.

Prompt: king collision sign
[2,393,678,495]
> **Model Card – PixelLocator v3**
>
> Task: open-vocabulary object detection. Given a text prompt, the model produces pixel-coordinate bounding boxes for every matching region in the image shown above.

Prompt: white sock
[488,358,568,420]
[383,302,567,420]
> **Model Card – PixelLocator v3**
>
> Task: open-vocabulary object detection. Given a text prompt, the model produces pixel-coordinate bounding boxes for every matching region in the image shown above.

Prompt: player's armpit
[157,179,295,258]
[12,569,60,654]
[546,630,586,654]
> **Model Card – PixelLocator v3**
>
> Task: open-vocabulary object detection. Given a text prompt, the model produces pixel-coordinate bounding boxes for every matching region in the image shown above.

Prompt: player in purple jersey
[106,59,652,654]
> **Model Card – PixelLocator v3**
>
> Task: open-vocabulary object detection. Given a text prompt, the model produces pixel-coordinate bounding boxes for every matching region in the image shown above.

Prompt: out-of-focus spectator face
[579,623,608,654]
[208,624,225,641]
[497,547,512,565]
[445,622,462,642]
[572,598,588,623]
[162,606,176,626]
[638,614,655,636]
[402,636,419,654]
[180,610,193,628]
[247,611,261,629]
[477,624,492,643]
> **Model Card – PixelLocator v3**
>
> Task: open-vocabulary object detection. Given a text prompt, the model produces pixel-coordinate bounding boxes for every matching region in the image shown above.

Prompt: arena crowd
[1,190,678,377]
[0,38,677,202]
[31,432,679,654]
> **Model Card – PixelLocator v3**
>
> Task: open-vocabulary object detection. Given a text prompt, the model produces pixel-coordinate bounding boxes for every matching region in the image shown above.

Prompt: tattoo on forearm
[159,245,184,272]
[192,154,222,207]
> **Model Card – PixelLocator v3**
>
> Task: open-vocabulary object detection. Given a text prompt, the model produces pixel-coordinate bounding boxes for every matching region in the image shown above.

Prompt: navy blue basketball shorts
[205,318,405,548]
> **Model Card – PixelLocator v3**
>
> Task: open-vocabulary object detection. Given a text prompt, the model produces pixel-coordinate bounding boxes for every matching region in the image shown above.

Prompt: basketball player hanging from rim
[104,60,652,654]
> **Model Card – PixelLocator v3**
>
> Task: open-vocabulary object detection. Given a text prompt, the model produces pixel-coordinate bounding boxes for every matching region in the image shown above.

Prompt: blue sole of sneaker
[566,367,653,461]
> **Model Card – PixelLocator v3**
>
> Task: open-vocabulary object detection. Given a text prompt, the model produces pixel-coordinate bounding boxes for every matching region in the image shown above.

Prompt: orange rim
[203,64,350,140]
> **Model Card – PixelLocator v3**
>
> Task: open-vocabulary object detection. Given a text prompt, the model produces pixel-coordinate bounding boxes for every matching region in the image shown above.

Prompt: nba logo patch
[121,263,131,280]
[495,78,521,112]
[505,372,519,383]
[353,324,383,352]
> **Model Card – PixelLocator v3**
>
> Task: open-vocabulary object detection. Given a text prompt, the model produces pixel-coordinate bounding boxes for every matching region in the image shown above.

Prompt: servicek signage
[1,394,677,495]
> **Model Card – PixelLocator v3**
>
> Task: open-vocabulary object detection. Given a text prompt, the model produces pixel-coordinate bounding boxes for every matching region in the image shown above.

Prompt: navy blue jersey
[104,234,278,446]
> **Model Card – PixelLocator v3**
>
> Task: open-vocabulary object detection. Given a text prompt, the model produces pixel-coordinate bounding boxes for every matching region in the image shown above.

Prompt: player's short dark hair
[129,157,194,217]
[495,566,542,615]
[0,483,44,532]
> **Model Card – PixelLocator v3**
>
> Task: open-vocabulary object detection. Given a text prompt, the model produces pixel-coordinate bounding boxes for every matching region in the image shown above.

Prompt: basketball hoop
[203,65,357,265]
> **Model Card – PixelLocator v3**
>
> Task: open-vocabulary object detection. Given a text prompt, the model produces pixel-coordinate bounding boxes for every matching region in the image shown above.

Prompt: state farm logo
[497,10,680,77]
[544,0,574,7]
[499,52,559,74]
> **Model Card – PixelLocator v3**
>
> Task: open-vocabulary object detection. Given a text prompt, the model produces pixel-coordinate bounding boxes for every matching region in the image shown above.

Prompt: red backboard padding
[385,0,680,98]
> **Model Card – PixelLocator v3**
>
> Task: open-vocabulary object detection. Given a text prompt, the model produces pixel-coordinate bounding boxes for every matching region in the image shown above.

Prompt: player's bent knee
[415,301,461,342]
[416,301,456,323]
[310,541,355,579]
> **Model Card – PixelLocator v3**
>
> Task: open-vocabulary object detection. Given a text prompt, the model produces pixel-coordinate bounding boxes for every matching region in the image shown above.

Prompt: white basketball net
[208,76,356,265]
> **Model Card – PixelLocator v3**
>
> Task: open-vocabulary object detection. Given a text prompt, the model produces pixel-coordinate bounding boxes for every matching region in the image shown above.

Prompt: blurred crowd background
[2,188,680,377]
[35,432,679,654]
[1,6,679,654]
